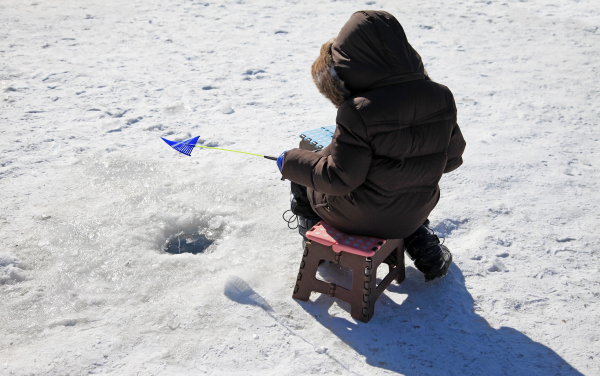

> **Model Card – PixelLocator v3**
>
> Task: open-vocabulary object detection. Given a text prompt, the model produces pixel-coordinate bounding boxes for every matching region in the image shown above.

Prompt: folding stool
[292,222,405,323]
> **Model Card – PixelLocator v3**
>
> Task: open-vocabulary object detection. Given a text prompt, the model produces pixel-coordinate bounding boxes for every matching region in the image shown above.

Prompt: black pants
[290,182,321,220]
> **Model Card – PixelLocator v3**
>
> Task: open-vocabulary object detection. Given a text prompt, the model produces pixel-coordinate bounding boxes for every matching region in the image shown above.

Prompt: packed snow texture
[1,0,599,375]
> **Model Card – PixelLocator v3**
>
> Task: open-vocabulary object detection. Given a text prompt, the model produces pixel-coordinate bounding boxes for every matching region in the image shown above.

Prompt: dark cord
[282,210,299,230]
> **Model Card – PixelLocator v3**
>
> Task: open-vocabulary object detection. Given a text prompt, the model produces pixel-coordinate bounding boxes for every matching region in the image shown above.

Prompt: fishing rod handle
[263,156,277,161]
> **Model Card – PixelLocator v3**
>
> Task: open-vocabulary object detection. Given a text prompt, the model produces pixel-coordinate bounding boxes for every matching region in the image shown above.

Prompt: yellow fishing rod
[162,136,277,160]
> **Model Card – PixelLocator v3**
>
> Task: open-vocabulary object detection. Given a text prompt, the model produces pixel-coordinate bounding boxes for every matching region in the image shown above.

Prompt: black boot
[405,219,452,281]
[298,216,321,241]
[286,182,321,241]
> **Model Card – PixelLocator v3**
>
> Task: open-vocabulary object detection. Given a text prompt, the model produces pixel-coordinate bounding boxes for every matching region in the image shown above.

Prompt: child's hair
[311,38,351,108]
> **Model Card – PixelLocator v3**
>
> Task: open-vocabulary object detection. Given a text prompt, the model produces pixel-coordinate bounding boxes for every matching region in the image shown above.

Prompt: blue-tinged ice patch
[0,254,25,285]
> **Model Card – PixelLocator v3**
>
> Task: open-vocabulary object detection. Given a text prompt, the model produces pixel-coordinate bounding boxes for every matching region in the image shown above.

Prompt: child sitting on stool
[277,10,466,281]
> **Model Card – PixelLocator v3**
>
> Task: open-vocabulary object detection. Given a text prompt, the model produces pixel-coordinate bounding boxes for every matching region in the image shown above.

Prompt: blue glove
[277,151,287,172]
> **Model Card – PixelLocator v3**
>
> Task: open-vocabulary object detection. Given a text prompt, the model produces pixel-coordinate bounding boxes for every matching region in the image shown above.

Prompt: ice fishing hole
[162,232,214,255]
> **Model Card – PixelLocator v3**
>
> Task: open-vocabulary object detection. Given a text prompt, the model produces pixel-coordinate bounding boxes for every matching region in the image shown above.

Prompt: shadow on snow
[296,264,584,376]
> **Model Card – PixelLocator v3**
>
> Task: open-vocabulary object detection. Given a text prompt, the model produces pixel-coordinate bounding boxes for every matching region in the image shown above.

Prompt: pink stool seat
[305,221,387,257]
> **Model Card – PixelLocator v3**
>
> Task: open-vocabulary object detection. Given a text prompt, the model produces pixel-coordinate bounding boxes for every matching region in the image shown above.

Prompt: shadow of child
[297,264,584,376]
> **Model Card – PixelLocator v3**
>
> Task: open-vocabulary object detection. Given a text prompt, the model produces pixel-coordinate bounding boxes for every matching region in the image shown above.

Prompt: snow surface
[1,0,599,374]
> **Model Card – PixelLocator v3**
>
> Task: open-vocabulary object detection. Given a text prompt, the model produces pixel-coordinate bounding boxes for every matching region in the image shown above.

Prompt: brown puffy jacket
[281,10,466,239]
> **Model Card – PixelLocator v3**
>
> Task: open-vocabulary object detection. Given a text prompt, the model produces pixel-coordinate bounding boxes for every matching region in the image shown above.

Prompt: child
[278,10,466,281]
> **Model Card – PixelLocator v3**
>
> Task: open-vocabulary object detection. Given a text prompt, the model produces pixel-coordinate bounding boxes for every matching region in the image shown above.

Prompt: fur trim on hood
[311,39,351,108]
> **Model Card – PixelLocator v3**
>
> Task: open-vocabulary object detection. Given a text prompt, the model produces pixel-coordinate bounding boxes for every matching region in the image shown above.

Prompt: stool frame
[292,238,405,323]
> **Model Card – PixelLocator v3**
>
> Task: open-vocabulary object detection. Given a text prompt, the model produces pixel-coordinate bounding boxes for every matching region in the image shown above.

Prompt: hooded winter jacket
[281,10,466,239]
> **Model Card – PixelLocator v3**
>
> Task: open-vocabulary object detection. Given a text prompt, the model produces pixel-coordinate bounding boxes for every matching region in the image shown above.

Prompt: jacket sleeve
[444,123,466,173]
[281,103,372,196]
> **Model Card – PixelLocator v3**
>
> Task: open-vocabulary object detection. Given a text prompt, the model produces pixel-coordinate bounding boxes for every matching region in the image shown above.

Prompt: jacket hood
[311,39,352,108]
[332,10,426,94]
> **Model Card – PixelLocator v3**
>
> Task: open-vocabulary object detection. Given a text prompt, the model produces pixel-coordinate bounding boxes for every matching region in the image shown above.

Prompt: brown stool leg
[339,253,373,323]
[361,257,376,322]
[293,242,319,301]
[380,240,406,284]
[396,246,406,284]
[353,240,405,322]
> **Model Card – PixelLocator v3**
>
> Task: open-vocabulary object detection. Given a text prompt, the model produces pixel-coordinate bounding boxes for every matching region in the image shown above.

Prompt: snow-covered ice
[1,0,599,374]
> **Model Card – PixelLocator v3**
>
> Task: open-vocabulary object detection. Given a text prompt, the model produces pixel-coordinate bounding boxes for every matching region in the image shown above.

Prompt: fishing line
[223,276,361,375]
[162,136,277,160]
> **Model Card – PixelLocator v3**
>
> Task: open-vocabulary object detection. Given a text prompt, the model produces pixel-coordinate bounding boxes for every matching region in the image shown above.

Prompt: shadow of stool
[292,221,405,323]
